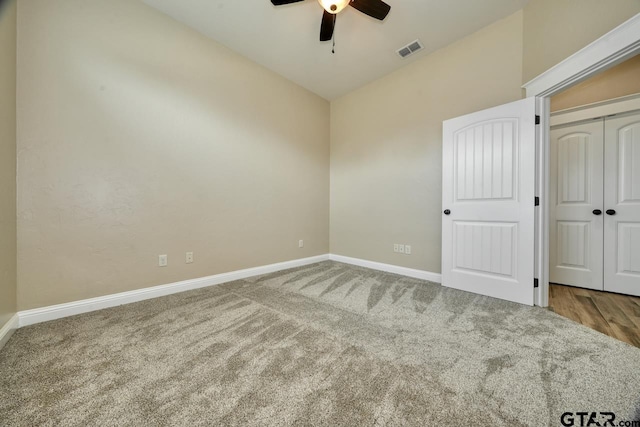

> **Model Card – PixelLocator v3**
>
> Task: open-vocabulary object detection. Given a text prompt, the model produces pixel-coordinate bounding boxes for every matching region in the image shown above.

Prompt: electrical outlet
[393,244,399,253]
[186,252,194,264]
[398,244,405,254]
[299,240,304,248]
[405,245,411,255]
[159,254,168,267]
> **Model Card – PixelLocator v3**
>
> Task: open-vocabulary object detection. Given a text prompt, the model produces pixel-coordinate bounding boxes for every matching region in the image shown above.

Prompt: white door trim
[551,93,640,127]
[523,12,640,306]
[523,14,640,98]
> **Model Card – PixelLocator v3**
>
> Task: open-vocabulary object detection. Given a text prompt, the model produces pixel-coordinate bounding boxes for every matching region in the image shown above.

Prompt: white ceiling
[142,0,528,100]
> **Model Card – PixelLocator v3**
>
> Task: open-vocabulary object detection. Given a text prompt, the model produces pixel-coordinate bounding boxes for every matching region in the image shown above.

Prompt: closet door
[549,120,604,290]
[604,111,640,297]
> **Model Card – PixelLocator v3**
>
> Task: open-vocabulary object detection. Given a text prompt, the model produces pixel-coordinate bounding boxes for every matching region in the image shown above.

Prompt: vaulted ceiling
[143,0,529,100]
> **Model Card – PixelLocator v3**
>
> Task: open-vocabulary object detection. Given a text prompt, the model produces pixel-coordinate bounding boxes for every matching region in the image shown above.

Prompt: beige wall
[523,0,640,83]
[0,0,17,328]
[330,12,524,273]
[551,54,640,111]
[14,0,639,310]
[17,0,330,310]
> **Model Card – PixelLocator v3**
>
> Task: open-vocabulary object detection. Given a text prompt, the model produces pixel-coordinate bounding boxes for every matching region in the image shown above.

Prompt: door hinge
[534,278,539,288]
[535,115,541,125]
[535,196,539,206]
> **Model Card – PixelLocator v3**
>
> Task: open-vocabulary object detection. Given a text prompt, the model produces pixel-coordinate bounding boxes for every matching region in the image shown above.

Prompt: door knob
[443,209,451,215]
[606,209,616,215]
[592,209,602,215]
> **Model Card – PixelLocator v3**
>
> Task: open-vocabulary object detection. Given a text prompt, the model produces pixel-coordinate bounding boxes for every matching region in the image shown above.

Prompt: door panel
[549,120,604,290]
[453,221,516,278]
[604,111,640,297]
[556,221,590,268]
[442,98,535,306]
[455,120,517,201]
[617,223,640,275]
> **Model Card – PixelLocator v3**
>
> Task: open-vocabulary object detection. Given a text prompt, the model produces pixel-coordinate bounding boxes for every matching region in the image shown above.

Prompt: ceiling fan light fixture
[318,0,350,14]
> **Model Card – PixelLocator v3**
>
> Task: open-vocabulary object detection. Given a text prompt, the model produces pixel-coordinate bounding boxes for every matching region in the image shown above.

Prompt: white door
[604,111,640,297]
[442,98,536,306]
[549,120,604,290]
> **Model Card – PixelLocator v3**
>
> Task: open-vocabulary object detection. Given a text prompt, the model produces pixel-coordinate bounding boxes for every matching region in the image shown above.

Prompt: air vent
[396,39,423,59]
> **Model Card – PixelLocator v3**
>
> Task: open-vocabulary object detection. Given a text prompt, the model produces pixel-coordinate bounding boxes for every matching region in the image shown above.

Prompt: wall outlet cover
[159,254,168,267]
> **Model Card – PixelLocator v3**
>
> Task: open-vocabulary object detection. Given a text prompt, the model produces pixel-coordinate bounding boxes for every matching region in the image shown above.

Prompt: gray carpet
[1,261,639,426]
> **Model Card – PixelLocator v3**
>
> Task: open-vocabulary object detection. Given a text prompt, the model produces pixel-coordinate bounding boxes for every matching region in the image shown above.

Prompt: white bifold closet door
[550,110,640,297]
[550,120,604,290]
[604,112,640,297]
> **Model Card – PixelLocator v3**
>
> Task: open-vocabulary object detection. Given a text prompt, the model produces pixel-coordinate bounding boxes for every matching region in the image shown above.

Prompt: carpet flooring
[1,261,639,426]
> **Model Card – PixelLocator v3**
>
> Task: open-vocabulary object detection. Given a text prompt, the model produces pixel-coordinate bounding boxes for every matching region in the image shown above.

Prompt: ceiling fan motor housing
[318,0,350,14]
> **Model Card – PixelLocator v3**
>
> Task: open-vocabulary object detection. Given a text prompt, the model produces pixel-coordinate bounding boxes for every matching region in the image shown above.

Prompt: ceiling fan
[270,0,391,42]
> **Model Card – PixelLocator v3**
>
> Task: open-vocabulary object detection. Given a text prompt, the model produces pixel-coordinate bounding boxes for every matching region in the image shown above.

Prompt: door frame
[550,93,640,127]
[523,13,640,306]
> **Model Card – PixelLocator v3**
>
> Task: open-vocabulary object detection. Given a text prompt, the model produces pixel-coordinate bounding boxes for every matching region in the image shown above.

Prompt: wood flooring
[549,284,640,348]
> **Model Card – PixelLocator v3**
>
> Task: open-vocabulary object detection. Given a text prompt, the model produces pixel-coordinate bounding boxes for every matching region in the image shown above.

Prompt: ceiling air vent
[396,39,423,59]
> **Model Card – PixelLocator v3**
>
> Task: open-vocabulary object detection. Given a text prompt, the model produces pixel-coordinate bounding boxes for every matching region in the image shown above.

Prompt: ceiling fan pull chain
[332,14,336,54]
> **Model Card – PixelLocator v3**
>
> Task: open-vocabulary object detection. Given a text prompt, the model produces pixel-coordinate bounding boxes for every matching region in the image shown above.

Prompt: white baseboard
[15,253,440,329]
[18,254,330,328]
[0,314,19,350]
[329,254,442,283]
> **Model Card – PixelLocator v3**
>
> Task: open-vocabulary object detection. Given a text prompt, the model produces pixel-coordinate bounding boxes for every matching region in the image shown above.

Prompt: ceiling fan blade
[349,0,390,20]
[320,10,335,41]
[270,0,305,5]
